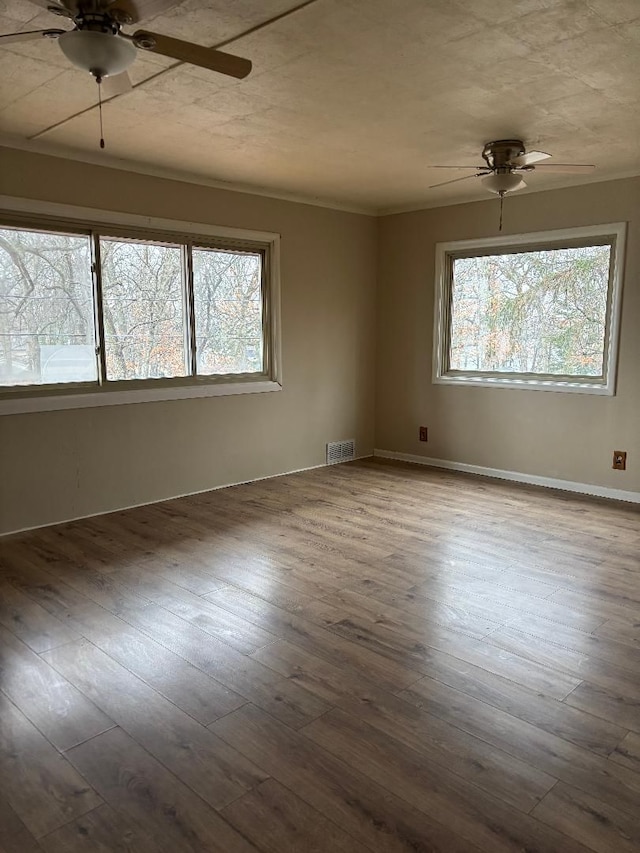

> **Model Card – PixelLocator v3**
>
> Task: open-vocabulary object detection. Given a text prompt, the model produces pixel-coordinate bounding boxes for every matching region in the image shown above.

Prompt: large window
[433,224,626,395]
[0,205,281,413]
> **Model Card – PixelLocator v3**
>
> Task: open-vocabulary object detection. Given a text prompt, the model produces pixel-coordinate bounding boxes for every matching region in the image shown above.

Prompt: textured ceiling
[1,0,640,212]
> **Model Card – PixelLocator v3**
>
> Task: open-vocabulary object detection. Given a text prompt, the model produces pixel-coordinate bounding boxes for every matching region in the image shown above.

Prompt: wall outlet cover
[612,450,627,470]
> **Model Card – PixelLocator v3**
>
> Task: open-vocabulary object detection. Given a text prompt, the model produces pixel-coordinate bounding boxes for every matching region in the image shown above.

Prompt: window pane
[193,248,263,375]
[449,245,611,376]
[100,239,187,381]
[0,227,96,387]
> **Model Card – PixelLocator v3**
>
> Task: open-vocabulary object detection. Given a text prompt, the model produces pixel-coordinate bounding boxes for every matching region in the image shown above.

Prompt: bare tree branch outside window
[449,245,611,377]
[193,248,263,375]
[100,239,186,380]
[0,226,269,392]
[0,228,96,385]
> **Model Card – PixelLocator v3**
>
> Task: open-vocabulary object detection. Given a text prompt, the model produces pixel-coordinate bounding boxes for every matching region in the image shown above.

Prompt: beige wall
[376,177,640,494]
[0,148,377,534]
[2,149,638,534]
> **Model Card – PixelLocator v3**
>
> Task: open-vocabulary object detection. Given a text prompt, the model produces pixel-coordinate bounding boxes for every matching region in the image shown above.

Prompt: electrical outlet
[612,450,627,470]
[419,426,428,442]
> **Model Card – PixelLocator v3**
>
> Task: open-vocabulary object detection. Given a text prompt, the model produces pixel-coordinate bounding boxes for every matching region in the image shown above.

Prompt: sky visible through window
[0,228,97,386]
[449,244,612,376]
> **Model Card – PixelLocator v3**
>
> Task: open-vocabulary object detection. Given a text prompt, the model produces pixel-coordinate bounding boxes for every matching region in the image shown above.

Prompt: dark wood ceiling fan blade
[510,150,551,167]
[429,173,487,189]
[532,163,596,173]
[132,30,252,78]
[0,28,65,44]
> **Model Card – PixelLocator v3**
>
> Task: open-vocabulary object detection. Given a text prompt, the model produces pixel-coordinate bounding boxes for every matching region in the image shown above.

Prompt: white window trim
[432,222,627,396]
[0,195,282,415]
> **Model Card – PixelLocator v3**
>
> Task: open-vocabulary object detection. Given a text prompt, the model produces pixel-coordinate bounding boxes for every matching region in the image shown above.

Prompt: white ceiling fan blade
[510,150,551,167]
[429,173,487,189]
[131,30,252,78]
[102,70,133,97]
[532,163,596,174]
[427,165,486,170]
[0,28,65,44]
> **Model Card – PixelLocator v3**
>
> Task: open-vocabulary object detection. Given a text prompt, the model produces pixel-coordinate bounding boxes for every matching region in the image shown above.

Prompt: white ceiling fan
[429,139,596,194]
[428,139,596,229]
[0,0,252,98]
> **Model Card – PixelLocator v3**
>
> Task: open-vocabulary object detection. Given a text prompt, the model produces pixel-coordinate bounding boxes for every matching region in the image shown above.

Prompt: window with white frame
[433,223,626,395]
[0,207,281,413]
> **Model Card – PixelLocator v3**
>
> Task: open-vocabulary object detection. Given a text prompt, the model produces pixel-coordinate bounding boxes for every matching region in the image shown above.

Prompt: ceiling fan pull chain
[499,192,504,232]
[97,76,105,150]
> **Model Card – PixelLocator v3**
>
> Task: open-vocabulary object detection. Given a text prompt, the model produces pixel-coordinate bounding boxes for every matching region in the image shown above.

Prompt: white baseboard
[2,454,370,538]
[374,449,640,505]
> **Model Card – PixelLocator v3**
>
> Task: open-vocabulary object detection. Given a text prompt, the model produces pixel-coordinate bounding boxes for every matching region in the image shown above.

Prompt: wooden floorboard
[0,458,639,852]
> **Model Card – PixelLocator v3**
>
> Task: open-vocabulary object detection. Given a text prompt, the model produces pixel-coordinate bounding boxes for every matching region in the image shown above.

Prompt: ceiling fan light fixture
[58,30,136,78]
[481,172,526,195]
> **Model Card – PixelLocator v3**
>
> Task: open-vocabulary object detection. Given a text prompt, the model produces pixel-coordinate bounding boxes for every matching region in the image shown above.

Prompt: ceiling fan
[429,139,596,229]
[0,0,252,97]
[429,139,595,195]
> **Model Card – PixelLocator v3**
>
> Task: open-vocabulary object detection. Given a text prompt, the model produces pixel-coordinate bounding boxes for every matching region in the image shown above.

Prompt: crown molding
[0,135,375,217]
[3,135,638,220]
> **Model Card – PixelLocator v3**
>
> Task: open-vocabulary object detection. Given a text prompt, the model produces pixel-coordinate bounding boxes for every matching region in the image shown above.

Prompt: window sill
[0,379,283,416]
[433,374,613,395]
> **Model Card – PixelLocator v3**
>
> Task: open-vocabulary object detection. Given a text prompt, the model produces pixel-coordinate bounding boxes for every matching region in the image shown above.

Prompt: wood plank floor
[1,458,639,853]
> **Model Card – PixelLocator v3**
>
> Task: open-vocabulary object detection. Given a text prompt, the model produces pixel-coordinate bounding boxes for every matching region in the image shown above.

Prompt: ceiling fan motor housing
[482,139,526,170]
